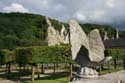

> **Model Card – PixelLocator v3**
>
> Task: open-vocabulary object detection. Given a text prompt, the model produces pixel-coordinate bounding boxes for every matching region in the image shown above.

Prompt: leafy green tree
[0,49,15,77]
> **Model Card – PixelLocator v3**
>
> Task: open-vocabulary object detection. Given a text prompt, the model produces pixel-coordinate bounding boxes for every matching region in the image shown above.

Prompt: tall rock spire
[46,17,61,46]
[116,28,119,39]
[60,24,69,44]
[103,31,109,40]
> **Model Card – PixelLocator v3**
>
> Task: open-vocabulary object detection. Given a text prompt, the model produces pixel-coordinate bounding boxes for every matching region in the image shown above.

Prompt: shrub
[107,49,125,60]
[0,49,15,64]
[15,45,72,64]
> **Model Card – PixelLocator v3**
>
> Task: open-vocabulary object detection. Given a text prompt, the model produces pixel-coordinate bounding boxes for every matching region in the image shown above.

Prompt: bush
[0,49,15,64]
[15,45,72,64]
[106,49,125,60]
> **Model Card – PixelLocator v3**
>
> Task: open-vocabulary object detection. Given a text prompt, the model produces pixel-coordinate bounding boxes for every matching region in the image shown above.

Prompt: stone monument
[69,19,112,78]
[46,18,112,78]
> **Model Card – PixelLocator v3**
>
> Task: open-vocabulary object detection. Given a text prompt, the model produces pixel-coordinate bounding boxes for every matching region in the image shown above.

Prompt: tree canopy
[15,45,72,64]
[0,12,67,49]
[80,24,116,39]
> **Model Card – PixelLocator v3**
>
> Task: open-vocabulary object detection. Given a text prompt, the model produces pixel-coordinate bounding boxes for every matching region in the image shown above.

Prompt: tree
[0,49,15,78]
[15,45,72,82]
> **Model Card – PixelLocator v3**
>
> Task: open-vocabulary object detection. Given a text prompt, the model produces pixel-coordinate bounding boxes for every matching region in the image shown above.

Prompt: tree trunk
[53,63,56,74]
[37,64,40,79]
[23,65,26,71]
[108,61,110,73]
[6,63,8,74]
[19,64,22,73]
[5,62,11,78]
[123,59,125,70]
[101,64,104,70]
[46,63,48,70]
[114,59,117,69]
[99,64,101,75]
[41,63,44,74]
[8,62,11,73]
[56,63,59,68]
[31,65,35,83]
[69,63,73,82]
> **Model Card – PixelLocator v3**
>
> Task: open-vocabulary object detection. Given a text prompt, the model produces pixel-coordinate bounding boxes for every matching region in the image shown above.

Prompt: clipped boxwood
[0,49,15,64]
[15,47,32,64]
[107,48,125,60]
[15,45,72,64]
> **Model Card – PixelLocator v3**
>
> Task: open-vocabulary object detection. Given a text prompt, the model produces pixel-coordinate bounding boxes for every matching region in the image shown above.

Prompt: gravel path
[71,70,125,83]
[0,80,16,83]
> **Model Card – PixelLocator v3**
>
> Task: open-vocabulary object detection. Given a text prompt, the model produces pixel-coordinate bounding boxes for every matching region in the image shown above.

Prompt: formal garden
[0,44,125,83]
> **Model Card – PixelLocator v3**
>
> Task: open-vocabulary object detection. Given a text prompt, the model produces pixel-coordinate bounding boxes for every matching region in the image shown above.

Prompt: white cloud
[3,3,29,13]
[0,0,125,29]
[54,4,64,12]
[74,12,86,21]
[73,10,111,24]
[106,0,115,8]
[41,0,48,8]
[93,11,105,19]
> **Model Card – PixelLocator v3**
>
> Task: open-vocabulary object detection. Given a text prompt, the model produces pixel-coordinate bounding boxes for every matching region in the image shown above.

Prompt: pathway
[71,70,125,83]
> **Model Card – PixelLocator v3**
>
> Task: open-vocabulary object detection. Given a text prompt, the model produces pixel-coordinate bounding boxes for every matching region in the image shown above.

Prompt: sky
[0,0,125,29]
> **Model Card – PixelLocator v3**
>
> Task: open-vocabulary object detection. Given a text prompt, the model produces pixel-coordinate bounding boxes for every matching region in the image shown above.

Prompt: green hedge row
[107,49,125,60]
[0,49,15,64]
[1,45,125,65]
[15,45,72,64]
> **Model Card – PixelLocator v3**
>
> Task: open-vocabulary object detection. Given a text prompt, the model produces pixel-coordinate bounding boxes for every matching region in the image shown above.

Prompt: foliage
[0,12,64,49]
[49,18,69,32]
[119,30,125,38]
[80,24,116,39]
[106,49,125,60]
[15,45,72,64]
[15,47,32,65]
[0,12,117,50]
[0,49,15,64]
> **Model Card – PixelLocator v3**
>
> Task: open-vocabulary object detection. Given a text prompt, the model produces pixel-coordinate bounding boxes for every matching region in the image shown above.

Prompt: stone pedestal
[78,67,98,78]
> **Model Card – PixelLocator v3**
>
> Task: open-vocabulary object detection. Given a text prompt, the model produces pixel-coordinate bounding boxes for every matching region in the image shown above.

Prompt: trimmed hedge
[15,45,72,64]
[106,49,125,60]
[0,49,15,64]
[15,47,32,64]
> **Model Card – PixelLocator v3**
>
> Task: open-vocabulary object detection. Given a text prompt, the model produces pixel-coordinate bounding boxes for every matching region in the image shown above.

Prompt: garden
[0,44,125,83]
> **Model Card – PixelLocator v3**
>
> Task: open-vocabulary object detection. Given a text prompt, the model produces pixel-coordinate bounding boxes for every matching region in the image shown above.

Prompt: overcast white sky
[0,0,125,29]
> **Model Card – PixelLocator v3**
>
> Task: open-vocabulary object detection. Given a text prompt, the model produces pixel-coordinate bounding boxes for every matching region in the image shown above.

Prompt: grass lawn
[99,65,123,75]
[21,77,68,83]
[0,65,124,83]
[21,73,69,83]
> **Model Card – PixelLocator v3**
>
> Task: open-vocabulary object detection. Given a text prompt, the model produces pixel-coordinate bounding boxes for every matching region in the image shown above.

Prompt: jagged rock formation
[46,18,111,78]
[88,29,105,62]
[46,18,69,46]
[60,24,69,44]
[60,24,66,40]
[46,17,61,46]
[116,29,119,39]
[64,33,69,44]
[69,20,105,64]
[104,31,109,40]
[69,19,109,78]
[69,20,90,60]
